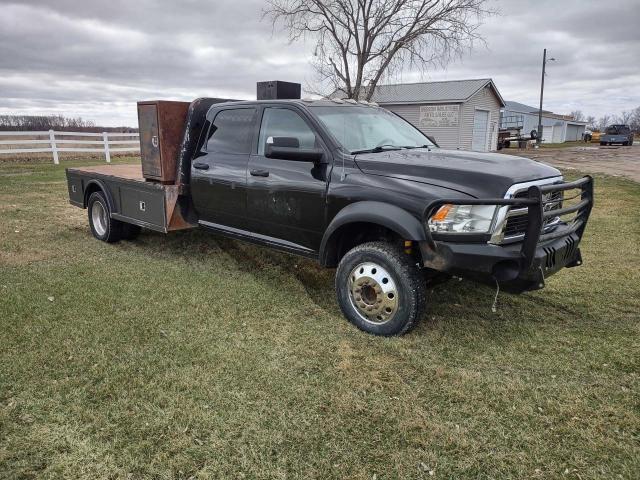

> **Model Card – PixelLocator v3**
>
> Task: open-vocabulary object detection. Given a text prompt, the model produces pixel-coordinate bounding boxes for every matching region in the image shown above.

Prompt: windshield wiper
[351,144,402,155]
[401,145,432,150]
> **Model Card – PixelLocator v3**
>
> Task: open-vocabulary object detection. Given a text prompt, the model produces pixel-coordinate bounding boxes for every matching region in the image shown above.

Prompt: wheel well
[83,183,103,208]
[322,222,404,267]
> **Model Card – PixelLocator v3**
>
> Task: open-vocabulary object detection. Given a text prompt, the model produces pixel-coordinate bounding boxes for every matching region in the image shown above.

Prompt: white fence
[0,130,140,164]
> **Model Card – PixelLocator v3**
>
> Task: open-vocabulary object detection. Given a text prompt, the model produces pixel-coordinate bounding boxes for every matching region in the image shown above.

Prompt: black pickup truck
[66,94,593,336]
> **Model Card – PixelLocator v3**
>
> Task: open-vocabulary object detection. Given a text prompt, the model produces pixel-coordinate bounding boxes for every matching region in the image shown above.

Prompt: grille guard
[422,176,594,270]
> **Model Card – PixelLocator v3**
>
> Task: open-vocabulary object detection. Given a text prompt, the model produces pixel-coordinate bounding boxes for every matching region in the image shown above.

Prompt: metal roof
[504,100,539,113]
[368,78,505,106]
[504,100,588,124]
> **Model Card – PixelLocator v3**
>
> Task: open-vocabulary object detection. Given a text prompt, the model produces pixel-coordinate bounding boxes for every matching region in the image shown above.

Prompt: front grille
[503,190,563,239]
[504,212,529,236]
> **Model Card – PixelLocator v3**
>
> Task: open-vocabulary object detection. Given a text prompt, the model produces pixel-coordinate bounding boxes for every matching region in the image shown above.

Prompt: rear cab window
[206,108,257,154]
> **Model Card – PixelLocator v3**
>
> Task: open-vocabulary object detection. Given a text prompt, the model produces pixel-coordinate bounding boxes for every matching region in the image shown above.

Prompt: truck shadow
[137,229,583,336]
[214,235,340,314]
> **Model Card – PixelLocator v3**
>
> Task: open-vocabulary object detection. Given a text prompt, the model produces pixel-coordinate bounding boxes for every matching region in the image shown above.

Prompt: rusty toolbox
[137,100,190,183]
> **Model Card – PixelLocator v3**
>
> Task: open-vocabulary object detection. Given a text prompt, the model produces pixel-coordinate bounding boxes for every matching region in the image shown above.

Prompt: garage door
[542,126,553,143]
[472,110,489,151]
[552,124,563,143]
[566,124,580,142]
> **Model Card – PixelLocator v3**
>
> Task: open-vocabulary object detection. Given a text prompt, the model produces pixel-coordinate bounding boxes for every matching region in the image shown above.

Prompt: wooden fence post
[49,130,59,165]
[103,132,111,163]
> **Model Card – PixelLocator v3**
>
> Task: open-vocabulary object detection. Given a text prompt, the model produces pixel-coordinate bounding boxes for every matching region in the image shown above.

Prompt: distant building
[501,101,587,143]
[336,79,506,152]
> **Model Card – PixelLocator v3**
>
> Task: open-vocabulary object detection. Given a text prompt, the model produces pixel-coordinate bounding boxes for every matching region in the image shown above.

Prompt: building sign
[419,104,460,127]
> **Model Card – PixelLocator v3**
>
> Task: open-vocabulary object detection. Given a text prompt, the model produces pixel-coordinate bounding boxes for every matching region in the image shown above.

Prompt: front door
[190,107,257,229]
[246,106,329,252]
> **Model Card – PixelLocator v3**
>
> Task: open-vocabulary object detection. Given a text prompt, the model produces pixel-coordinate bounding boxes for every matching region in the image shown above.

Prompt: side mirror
[265,136,325,162]
[269,136,299,148]
[425,134,439,147]
[265,144,325,163]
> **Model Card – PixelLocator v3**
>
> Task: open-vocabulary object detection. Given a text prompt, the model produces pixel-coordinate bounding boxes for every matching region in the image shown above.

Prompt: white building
[501,101,587,143]
[363,79,505,152]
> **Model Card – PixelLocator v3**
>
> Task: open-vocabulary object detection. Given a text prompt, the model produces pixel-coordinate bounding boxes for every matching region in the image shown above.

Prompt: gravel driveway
[500,143,640,182]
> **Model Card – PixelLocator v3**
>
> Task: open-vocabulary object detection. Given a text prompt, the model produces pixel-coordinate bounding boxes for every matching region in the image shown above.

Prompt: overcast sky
[1,0,638,126]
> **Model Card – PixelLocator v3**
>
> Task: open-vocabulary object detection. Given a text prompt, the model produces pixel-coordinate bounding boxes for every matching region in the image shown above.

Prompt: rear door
[246,106,329,252]
[190,107,257,229]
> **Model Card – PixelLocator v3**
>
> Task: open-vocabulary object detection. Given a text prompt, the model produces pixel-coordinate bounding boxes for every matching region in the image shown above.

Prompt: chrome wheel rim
[348,262,399,325]
[91,201,108,237]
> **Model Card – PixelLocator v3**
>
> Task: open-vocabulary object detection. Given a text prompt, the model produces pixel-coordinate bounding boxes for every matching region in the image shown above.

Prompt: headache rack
[423,176,594,270]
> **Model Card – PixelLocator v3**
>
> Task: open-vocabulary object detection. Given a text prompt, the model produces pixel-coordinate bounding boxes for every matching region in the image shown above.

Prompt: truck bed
[66,164,196,233]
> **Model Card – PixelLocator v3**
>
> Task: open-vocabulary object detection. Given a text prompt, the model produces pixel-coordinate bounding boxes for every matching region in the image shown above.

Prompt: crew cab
[66,88,593,336]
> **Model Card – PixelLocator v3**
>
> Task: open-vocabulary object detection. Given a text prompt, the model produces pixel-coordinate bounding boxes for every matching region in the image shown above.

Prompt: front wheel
[335,242,426,336]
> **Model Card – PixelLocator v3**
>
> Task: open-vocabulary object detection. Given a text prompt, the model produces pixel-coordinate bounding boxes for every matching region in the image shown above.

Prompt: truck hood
[354,148,561,198]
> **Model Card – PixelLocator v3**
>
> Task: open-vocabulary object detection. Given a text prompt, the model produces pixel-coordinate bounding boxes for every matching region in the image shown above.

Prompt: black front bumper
[420,231,583,292]
[420,176,594,293]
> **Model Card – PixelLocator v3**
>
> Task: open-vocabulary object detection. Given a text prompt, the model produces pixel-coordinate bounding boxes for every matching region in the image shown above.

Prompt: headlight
[428,204,498,234]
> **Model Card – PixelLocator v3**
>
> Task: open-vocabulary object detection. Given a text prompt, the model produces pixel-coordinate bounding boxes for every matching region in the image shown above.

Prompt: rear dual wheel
[335,241,426,336]
[88,191,140,243]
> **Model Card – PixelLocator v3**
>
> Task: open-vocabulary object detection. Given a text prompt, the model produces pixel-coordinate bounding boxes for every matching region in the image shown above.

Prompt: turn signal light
[431,204,453,222]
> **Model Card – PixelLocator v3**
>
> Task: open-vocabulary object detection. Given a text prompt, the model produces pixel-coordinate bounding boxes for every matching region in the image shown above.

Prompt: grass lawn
[538,141,592,149]
[1,157,638,479]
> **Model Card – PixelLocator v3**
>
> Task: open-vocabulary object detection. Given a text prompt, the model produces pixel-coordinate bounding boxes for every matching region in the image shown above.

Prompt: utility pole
[536,48,555,147]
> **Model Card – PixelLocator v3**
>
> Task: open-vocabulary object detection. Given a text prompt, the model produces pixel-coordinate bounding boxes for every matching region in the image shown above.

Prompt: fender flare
[84,179,116,213]
[319,201,427,265]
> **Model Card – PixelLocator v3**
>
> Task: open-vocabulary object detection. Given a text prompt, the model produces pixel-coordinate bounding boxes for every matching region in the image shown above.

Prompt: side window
[258,108,317,156]
[206,108,256,154]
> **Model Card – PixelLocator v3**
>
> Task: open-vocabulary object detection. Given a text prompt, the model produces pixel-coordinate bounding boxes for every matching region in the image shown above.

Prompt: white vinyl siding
[383,103,462,150]
[383,85,502,151]
[459,86,501,151]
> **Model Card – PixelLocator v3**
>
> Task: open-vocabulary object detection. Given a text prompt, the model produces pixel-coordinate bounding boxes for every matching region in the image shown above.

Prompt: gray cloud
[0,0,638,126]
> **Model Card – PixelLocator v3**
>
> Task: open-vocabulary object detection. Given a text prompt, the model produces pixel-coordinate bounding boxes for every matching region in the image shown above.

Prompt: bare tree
[265,0,492,100]
[615,110,633,125]
[630,106,640,132]
[598,115,611,131]
[585,115,596,130]
[570,110,584,122]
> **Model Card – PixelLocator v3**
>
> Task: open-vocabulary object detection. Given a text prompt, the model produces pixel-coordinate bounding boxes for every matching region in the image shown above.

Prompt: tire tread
[88,191,123,243]
[335,241,426,336]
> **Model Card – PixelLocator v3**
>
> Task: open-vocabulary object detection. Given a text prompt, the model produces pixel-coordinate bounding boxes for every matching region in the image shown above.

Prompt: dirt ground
[500,143,640,182]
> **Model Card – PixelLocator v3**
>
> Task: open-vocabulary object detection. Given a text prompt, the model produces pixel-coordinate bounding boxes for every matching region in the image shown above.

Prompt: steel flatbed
[66,164,195,233]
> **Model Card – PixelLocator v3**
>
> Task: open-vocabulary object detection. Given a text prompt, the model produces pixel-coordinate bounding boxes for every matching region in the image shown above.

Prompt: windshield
[310,105,435,153]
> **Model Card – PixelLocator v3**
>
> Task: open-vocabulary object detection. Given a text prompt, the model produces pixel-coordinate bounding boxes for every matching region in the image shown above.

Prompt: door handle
[193,162,209,170]
[250,169,269,177]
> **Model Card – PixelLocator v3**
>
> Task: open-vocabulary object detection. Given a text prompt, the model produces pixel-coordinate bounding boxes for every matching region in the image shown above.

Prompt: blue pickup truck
[600,124,634,146]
